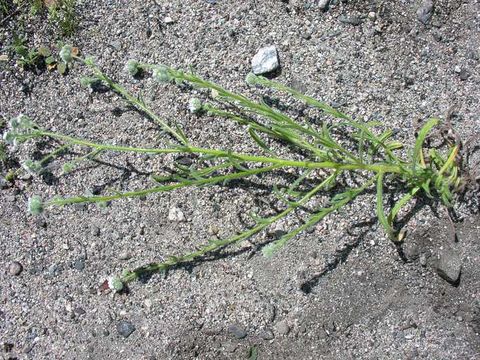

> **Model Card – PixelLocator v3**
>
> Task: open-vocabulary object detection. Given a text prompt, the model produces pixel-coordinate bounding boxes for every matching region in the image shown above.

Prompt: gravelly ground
[0,0,479,359]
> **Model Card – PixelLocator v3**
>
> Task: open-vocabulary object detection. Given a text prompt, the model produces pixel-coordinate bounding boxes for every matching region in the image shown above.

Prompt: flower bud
[188,98,202,114]
[107,276,124,292]
[153,65,171,83]
[28,195,44,215]
[126,60,141,76]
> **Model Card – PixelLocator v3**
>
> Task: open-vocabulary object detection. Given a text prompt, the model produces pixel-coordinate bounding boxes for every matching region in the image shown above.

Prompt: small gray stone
[223,342,237,353]
[74,306,86,315]
[91,226,100,236]
[9,261,23,276]
[73,257,86,271]
[459,69,469,81]
[417,0,434,25]
[259,329,274,340]
[274,321,290,336]
[117,321,136,338]
[318,0,330,11]
[419,253,427,267]
[436,250,462,284]
[251,46,279,75]
[119,251,132,260]
[227,324,247,339]
[339,15,362,26]
[48,263,60,276]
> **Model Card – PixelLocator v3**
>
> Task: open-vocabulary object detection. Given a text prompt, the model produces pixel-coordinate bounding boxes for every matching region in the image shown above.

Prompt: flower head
[153,65,171,83]
[126,60,141,76]
[188,98,202,114]
[28,195,44,215]
[107,276,124,292]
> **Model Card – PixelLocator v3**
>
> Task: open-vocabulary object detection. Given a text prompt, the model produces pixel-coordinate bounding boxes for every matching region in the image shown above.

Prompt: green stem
[120,172,336,284]
[46,165,281,207]
[37,129,403,174]
[75,56,188,145]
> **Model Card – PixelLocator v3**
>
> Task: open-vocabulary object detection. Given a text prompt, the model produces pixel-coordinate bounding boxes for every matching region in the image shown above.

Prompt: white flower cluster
[2,114,37,148]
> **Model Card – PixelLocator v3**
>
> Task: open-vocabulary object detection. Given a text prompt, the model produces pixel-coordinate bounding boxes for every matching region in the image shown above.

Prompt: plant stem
[38,129,403,174]
[75,56,188,145]
[120,172,337,284]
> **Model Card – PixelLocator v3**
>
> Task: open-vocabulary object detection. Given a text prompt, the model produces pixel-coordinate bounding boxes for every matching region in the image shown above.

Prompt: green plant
[8,33,56,69]
[3,46,463,291]
[47,0,77,37]
[10,0,77,36]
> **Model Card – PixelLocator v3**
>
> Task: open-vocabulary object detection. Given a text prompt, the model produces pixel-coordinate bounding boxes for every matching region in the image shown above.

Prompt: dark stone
[73,257,86,271]
[117,321,136,338]
[459,69,470,81]
[74,307,86,315]
[227,324,247,339]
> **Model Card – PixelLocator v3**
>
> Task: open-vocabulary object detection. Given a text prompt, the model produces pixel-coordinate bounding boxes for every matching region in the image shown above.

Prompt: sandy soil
[1,1,479,359]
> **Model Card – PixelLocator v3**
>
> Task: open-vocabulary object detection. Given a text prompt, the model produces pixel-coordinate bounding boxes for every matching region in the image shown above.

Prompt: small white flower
[153,65,171,83]
[126,60,140,76]
[28,195,44,215]
[107,276,124,292]
[188,98,202,114]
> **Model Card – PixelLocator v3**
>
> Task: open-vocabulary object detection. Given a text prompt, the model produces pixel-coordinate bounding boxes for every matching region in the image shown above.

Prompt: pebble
[223,342,237,353]
[74,306,86,315]
[9,261,23,276]
[459,69,469,81]
[227,324,247,339]
[119,251,132,260]
[416,0,434,25]
[274,321,290,336]
[318,0,330,11]
[368,12,376,20]
[164,16,174,24]
[117,321,136,338]
[435,250,462,284]
[251,45,279,75]
[91,226,100,236]
[339,15,362,26]
[73,257,86,271]
[419,254,427,267]
[48,263,60,276]
[168,207,186,222]
[259,329,274,340]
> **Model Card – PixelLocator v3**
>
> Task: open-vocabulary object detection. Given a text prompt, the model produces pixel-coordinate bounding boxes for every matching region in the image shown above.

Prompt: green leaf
[248,127,273,154]
[57,62,67,75]
[413,118,439,170]
[38,46,51,57]
[248,345,258,360]
[45,56,55,65]
[376,173,395,240]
